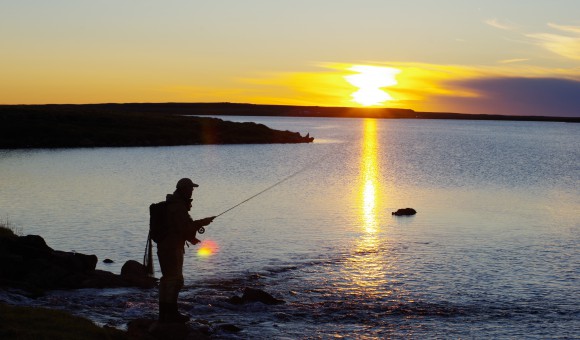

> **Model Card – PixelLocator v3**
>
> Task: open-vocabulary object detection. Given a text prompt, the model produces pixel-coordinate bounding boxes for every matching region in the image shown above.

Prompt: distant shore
[3,102,576,122]
[1,102,576,149]
[2,102,578,122]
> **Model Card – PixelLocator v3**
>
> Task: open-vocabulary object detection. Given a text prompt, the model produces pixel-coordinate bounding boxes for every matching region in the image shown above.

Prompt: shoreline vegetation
[1,103,577,149]
[0,302,126,340]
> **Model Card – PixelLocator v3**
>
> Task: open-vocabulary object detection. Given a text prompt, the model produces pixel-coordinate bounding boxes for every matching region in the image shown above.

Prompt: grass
[0,220,19,239]
[0,303,126,340]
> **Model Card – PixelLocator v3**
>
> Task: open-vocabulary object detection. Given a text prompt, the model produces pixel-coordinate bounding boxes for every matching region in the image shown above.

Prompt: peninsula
[0,104,314,149]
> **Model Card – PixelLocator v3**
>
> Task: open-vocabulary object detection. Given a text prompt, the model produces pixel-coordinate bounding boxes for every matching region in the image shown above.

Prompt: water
[0,117,578,338]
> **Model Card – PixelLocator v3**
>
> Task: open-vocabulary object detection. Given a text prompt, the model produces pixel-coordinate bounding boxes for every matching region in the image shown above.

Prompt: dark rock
[226,296,244,305]
[121,260,146,277]
[228,287,285,305]
[24,258,69,288]
[15,235,53,255]
[0,233,156,291]
[274,312,292,321]
[103,258,114,263]
[215,323,242,333]
[52,250,98,272]
[78,270,130,289]
[392,208,417,216]
[121,260,157,289]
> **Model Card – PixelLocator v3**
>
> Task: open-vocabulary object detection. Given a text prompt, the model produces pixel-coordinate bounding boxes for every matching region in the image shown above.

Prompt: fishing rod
[196,150,332,234]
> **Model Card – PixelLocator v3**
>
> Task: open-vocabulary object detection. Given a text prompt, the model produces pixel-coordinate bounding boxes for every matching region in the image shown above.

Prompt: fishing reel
[197,227,205,234]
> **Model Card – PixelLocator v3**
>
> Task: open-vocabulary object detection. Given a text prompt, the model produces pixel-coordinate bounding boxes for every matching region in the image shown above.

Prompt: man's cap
[176,178,199,189]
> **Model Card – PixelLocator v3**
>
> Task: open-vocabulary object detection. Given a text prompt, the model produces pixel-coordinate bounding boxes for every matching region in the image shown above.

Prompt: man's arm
[185,216,215,244]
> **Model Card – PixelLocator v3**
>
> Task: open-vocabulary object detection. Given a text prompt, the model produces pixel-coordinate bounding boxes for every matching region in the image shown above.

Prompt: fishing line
[215,149,334,218]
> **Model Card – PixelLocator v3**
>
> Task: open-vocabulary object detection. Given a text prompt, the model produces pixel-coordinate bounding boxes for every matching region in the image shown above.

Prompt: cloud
[498,58,529,64]
[527,23,580,60]
[548,23,580,34]
[484,18,516,30]
[431,77,580,117]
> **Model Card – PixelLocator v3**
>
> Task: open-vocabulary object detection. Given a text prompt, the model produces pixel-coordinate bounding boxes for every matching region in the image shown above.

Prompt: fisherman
[157,178,215,323]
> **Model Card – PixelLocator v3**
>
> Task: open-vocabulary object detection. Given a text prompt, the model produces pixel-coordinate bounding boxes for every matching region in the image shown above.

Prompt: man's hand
[201,216,216,225]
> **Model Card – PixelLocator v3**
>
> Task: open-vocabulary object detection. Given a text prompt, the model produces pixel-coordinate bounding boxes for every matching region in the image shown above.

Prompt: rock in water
[392,208,417,216]
[227,287,285,305]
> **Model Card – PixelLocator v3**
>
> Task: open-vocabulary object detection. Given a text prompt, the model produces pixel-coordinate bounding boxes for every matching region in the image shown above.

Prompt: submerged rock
[392,208,417,216]
[227,287,286,305]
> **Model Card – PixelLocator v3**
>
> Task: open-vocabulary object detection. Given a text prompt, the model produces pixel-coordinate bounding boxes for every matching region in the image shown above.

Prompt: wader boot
[159,303,190,323]
[159,277,189,323]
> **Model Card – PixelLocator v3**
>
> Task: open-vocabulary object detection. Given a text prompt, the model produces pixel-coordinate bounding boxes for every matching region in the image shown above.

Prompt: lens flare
[197,240,219,257]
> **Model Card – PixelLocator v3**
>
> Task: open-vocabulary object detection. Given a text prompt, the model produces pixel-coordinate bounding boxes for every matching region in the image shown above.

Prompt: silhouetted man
[157,178,215,323]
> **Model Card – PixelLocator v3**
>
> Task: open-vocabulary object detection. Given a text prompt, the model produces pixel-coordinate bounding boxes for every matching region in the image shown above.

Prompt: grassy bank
[0,302,126,340]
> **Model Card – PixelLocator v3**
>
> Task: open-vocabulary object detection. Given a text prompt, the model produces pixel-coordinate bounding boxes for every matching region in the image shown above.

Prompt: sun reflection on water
[339,119,391,297]
[361,119,379,234]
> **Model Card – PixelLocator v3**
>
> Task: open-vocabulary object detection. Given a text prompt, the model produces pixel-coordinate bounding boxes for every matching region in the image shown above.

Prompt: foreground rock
[0,233,156,292]
[392,208,417,216]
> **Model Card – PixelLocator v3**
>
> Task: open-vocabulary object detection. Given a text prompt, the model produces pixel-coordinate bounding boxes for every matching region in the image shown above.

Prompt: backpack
[149,201,169,243]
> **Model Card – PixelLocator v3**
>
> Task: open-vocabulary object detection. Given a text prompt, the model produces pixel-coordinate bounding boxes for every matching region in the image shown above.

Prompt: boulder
[121,260,157,289]
[392,208,417,216]
[78,270,129,289]
[121,260,147,277]
[0,233,156,291]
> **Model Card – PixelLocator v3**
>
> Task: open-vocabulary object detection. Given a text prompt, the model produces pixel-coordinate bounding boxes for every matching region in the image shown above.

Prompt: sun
[344,65,400,106]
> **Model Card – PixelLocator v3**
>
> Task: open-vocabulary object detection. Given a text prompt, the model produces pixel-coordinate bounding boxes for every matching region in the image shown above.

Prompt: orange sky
[1,1,579,116]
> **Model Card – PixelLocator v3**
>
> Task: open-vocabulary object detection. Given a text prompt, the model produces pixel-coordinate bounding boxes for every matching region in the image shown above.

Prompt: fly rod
[196,150,332,234]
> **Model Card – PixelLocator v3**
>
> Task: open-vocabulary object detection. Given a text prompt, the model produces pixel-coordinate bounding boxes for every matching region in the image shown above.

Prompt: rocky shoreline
[0,232,156,294]
[0,226,288,339]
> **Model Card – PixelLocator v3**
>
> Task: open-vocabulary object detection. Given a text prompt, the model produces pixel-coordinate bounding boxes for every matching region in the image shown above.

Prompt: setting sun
[345,65,400,106]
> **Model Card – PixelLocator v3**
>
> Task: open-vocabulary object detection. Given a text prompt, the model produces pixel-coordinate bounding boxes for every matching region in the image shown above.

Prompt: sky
[1,0,579,117]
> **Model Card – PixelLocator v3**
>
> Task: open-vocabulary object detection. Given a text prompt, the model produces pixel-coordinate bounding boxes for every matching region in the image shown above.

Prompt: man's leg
[158,247,188,322]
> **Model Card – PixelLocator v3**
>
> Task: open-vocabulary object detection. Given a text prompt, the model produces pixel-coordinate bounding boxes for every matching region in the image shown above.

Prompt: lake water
[0,117,578,339]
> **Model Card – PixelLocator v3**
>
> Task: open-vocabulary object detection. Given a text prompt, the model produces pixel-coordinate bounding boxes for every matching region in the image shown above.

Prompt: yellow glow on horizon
[345,65,400,106]
[6,58,579,112]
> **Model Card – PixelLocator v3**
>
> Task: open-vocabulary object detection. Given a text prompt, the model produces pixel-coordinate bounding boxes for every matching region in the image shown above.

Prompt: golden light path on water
[340,119,396,298]
[361,118,379,234]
